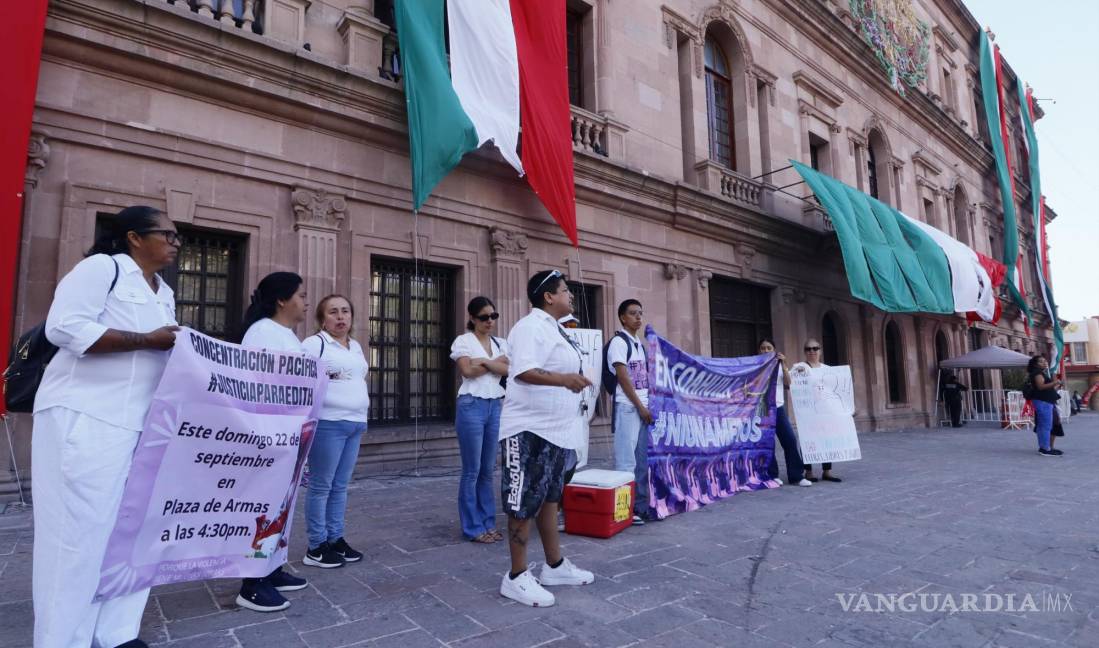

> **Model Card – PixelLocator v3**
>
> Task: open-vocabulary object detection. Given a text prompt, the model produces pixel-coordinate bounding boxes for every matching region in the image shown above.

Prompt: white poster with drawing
[789,363,861,463]
[564,328,602,468]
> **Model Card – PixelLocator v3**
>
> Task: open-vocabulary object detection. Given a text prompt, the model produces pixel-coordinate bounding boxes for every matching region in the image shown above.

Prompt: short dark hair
[527,270,566,308]
[618,299,642,318]
[466,296,497,331]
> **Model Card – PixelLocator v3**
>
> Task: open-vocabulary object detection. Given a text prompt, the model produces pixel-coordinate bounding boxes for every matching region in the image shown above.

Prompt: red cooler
[562,469,634,539]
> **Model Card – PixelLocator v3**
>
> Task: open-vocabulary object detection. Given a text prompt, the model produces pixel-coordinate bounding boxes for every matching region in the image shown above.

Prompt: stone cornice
[763,0,994,174]
[792,70,845,109]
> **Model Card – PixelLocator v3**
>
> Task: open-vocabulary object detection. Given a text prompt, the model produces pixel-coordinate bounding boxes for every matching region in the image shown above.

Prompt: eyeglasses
[804,346,821,352]
[139,229,182,246]
[474,312,500,322]
[531,269,563,297]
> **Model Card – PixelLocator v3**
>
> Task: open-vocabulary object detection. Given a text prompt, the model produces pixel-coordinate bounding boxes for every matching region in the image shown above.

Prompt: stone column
[694,269,713,355]
[489,227,528,335]
[858,305,880,427]
[266,0,311,47]
[292,186,346,337]
[913,317,930,424]
[16,134,50,338]
[663,263,688,346]
[595,0,614,117]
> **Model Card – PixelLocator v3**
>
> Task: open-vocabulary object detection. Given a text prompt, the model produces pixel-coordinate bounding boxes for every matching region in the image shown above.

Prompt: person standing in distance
[757,339,812,488]
[235,272,311,612]
[498,270,595,607]
[450,296,510,544]
[608,299,655,523]
[801,338,841,483]
[1027,354,1063,457]
[32,206,180,648]
[940,371,969,428]
[301,295,369,568]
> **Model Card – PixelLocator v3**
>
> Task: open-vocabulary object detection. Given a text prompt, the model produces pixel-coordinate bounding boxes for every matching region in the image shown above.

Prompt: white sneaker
[500,570,555,607]
[774,478,784,485]
[798,479,813,487]
[539,558,595,586]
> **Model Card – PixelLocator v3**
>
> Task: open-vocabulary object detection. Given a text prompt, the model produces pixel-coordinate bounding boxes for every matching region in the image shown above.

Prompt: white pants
[32,407,150,648]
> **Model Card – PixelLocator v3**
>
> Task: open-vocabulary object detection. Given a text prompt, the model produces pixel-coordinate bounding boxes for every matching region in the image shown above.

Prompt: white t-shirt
[302,331,370,423]
[774,364,785,408]
[35,253,177,431]
[241,317,304,353]
[606,330,648,407]
[499,309,585,449]
[450,332,508,399]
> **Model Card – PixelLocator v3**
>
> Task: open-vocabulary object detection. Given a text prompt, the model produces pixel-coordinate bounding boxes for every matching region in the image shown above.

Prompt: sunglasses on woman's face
[805,346,821,352]
[475,313,500,322]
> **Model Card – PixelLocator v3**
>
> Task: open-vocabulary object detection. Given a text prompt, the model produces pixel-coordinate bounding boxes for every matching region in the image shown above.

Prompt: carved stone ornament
[780,287,806,305]
[292,186,347,231]
[489,226,528,260]
[697,269,713,290]
[26,134,50,187]
[664,263,689,281]
[735,243,756,279]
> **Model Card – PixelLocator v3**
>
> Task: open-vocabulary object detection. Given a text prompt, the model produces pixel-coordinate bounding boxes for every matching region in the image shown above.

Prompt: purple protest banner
[645,325,780,519]
[95,328,328,601]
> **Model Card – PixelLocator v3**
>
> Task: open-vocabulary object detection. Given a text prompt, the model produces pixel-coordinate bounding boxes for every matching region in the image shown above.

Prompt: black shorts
[500,431,570,519]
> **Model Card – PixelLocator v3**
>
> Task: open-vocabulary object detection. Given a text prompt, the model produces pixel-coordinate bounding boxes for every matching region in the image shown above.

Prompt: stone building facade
[3,0,1058,497]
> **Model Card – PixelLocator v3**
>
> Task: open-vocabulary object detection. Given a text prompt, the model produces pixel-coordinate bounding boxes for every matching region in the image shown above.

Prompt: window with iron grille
[566,280,601,330]
[368,259,455,425]
[704,36,736,170]
[885,321,907,404]
[709,276,771,358]
[94,215,245,340]
[566,8,584,107]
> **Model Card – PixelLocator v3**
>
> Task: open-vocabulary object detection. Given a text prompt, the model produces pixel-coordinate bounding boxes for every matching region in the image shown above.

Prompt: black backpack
[601,331,637,396]
[3,258,120,413]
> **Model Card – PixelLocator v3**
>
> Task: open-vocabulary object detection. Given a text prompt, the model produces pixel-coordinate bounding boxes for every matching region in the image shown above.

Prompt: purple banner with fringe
[644,325,779,519]
[94,328,328,601]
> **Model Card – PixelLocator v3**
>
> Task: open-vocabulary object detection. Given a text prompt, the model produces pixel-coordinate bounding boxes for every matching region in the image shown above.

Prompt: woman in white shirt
[300,295,369,567]
[33,206,180,648]
[757,339,811,488]
[234,272,311,613]
[801,338,841,483]
[450,297,510,543]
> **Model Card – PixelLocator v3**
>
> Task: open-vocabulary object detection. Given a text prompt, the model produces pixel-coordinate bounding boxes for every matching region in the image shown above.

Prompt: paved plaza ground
[2,414,1098,647]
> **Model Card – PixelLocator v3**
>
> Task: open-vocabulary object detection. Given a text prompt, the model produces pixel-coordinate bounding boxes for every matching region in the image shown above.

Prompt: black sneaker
[236,579,290,612]
[266,566,308,591]
[303,542,345,569]
[114,640,149,648]
[1038,448,1062,457]
[331,537,363,563]
[1049,448,1064,456]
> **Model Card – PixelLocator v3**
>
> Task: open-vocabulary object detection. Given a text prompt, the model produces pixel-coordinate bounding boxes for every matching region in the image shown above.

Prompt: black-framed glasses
[139,229,182,246]
[805,346,821,352]
[474,312,500,322]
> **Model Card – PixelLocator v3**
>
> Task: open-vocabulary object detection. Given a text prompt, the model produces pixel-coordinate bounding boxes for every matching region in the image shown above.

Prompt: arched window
[704,35,735,170]
[885,321,906,403]
[822,311,846,366]
[866,129,891,204]
[935,330,950,365]
[952,185,970,246]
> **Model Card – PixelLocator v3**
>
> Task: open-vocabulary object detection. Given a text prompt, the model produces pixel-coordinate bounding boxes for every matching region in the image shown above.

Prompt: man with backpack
[603,299,653,524]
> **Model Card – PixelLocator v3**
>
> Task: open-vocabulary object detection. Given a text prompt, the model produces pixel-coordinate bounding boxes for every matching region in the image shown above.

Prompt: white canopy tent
[935,345,1032,426]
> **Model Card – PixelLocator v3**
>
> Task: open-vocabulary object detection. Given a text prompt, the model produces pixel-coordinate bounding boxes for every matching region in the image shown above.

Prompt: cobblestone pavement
[3,415,1098,647]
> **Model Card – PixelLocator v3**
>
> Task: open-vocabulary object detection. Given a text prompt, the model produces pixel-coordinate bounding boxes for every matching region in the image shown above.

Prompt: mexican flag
[978,31,1030,326]
[793,162,995,320]
[1017,82,1065,370]
[395,0,578,245]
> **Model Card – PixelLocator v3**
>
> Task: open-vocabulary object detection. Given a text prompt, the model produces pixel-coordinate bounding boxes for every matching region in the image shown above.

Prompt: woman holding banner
[757,339,811,488]
[32,206,180,648]
[301,295,369,566]
[451,296,509,543]
[234,272,311,612]
[801,339,842,483]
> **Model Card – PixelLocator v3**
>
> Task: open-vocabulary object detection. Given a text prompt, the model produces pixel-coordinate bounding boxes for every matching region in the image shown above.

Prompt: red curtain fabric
[0,1,49,413]
[966,251,1007,326]
[510,0,578,247]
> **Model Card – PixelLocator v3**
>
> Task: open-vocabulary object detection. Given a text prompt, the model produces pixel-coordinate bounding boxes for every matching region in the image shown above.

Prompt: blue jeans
[1033,399,1054,450]
[455,395,502,539]
[306,419,365,548]
[613,402,650,515]
[767,406,805,482]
